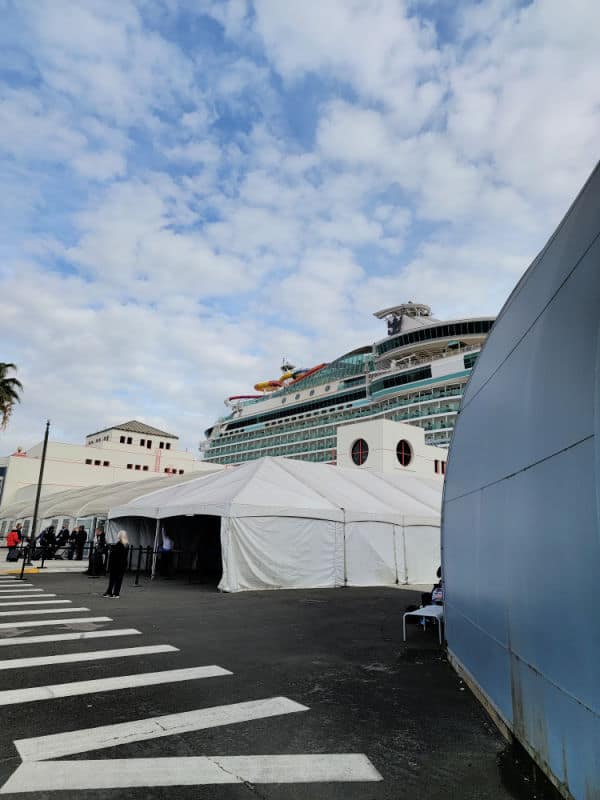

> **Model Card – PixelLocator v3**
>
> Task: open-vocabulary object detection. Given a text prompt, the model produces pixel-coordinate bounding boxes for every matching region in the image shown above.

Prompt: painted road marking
[0,588,42,593]
[0,644,178,672]
[0,629,141,647]
[16,697,308,761]
[0,616,112,631]
[0,607,89,617]
[0,755,382,792]
[0,600,71,607]
[0,665,232,706]
[0,594,56,600]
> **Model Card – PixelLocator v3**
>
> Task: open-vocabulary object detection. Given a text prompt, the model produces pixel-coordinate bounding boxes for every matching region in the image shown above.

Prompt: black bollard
[19,546,28,580]
[134,545,143,586]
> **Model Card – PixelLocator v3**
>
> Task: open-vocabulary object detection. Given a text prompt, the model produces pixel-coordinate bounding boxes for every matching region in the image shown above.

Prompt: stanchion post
[19,547,28,580]
[134,545,142,586]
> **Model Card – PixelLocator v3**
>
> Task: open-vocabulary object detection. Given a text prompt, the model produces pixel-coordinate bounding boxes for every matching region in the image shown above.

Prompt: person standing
[56,524,70,553]
[103,531,129,598]
[75,525,87,560]
[66,529,77,560]
[6,526,21,561]
[88,528,106,576]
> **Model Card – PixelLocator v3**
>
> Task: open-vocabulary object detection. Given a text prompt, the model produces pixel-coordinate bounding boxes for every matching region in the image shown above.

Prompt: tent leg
[150,519,160,580]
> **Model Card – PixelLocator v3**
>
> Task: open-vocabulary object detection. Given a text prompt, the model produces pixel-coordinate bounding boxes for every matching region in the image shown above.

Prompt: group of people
[5,522,90,562]
[4,522,130,599]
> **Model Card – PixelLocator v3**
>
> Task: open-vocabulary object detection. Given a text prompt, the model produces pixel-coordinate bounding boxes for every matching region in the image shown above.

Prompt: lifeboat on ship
[227,395,264,401]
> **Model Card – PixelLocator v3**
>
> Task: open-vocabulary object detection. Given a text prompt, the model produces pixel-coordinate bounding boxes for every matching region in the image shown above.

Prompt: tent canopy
[0,471,216,524]
[109,456,441,525]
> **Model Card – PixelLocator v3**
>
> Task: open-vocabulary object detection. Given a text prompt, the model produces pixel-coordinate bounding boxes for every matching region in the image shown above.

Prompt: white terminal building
[0,420,217,518]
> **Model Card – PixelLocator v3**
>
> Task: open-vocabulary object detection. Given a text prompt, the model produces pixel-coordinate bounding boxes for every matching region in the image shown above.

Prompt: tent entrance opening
[161,514,222,585]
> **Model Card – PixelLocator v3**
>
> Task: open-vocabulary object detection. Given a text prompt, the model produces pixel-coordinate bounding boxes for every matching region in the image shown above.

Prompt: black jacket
[109,542,129,574]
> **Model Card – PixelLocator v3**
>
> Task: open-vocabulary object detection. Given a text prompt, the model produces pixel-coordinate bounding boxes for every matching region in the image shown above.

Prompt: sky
[1,0,599,455]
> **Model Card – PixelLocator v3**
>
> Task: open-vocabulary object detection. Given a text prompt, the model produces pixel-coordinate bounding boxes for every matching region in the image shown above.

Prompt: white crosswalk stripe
[0,600,71,607]
[0,607,89,617]
[0,665,232,706]
[0,644,178,671]
[16,697,308,761]
[1,755,382,792]
[0,629,141,647]
[0,588,42,593]
[0,593,56,599]
[0,616,112,630]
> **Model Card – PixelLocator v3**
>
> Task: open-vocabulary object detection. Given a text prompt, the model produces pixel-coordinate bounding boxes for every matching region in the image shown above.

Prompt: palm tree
[0,363,23,429]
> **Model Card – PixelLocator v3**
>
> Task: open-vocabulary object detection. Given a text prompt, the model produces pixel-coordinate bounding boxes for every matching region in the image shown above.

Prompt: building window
[179,469,184,475]
[295,394,300,400]
[441,461,446,475]
[351,439,369,466]
[103,461,110,467]
[94,460,101,466]
[126,437,132,445]
[434,459,439,474]
[22,519,31,535]
[135,464,141,470]
[140,439,145,446]
[120,436,125,443]
[165,442,171,450]
[127,464,133,470]
[146,440,152,449]
[159,442,164,449]
[309,390,315,396]
[142,465,149,471]
[396,440,412,467]
[164,468,170,473]
[85,459,92,465]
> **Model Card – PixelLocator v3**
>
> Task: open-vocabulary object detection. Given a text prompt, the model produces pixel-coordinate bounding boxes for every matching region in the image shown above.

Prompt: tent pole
[150,518,160,580]
[342,508,347,587]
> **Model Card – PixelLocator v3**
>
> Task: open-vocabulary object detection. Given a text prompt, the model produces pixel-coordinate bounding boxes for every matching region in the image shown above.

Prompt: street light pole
[30,419,50,544]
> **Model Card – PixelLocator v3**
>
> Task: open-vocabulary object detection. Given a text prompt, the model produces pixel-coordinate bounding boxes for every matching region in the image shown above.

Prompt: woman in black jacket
[103,531,129,598]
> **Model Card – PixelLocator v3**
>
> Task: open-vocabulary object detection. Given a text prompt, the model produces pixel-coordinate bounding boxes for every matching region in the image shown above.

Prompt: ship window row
[207,401,460,458]
[220,383,463,442]
[225,389,367,431]
[208,389,464,452]
[214,441,338,464]
[207,408,457,461]
[376,320,494,356]
[370,366,432,395]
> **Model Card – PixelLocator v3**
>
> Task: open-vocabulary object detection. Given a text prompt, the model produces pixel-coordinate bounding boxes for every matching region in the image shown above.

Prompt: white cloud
[2,0,600,459]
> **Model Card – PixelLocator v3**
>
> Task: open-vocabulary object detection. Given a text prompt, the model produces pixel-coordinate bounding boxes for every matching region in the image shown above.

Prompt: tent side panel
[345,522,396,587]
[108,517,156,548]
[403,525,440,584]
[220,515,338,592]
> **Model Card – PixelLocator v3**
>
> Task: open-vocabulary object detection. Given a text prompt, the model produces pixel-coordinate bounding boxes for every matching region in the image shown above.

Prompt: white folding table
[402,604,444,645]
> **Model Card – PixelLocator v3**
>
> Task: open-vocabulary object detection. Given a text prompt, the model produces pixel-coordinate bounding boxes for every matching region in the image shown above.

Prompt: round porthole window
[396,439,412,466]
[351,438,369,466]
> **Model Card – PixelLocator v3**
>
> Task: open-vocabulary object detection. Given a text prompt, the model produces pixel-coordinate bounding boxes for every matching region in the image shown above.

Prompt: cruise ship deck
[202,303,495,465]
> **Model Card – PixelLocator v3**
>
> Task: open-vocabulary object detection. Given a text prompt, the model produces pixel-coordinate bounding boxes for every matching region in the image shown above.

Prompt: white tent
[0,472,217,533]
[108,457,442,592]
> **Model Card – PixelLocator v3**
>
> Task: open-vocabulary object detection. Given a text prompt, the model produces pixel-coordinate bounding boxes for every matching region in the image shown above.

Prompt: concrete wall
[337,419,445,478]
[442,163,600,799]
[0,439,213,509]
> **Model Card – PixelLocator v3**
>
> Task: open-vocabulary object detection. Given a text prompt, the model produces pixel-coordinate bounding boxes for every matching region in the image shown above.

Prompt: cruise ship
[201,302,495,465]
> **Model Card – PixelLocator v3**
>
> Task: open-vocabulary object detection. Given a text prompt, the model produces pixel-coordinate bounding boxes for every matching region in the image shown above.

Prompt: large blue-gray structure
[442,163,600,800]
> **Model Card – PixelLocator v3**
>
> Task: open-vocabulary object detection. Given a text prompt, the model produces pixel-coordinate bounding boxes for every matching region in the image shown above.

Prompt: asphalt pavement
[0,571,531,799]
